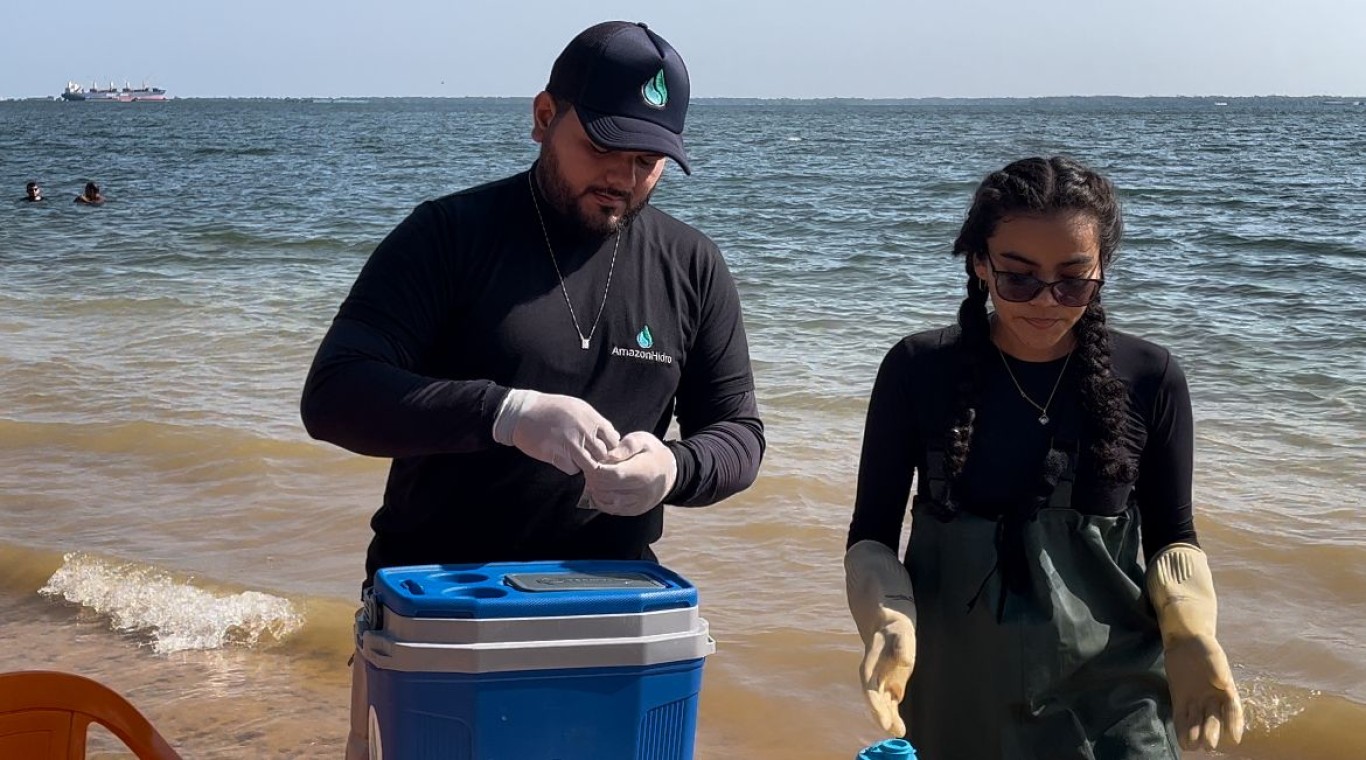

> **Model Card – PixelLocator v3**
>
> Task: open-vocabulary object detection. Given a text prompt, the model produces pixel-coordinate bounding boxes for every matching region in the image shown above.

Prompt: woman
[75,181,105,205]
[844,157,1243,759]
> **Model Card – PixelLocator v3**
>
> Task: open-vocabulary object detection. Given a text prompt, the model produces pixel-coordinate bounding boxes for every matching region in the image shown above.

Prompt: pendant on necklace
[580,338,590,350]
[1038,413,1050,425]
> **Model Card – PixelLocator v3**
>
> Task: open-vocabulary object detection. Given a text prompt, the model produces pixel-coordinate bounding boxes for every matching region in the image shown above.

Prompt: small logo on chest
[613,324,674,364]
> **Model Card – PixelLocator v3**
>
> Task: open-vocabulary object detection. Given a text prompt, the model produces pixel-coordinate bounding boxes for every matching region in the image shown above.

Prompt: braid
[944,269,991,488]
[1073,302,1138,482]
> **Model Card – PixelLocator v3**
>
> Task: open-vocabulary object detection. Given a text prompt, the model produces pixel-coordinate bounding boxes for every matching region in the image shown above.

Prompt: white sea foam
[39,552,303,654]
[1239,675,1317,733]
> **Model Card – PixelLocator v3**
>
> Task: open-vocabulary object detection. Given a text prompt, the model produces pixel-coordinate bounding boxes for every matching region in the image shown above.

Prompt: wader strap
[967,439,1083,621]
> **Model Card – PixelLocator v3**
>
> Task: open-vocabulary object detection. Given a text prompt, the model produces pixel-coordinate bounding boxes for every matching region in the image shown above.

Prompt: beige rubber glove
[492,389,620,475]
[581,432,677,516]
[1148,542,1245,751]
[845,539,917,737]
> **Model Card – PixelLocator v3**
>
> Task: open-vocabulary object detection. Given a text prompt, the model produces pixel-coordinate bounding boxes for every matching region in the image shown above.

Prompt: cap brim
[575,105,692,175]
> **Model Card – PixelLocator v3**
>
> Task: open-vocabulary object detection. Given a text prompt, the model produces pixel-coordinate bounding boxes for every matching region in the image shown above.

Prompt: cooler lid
[373,560,698,619]
[360,617,715,673]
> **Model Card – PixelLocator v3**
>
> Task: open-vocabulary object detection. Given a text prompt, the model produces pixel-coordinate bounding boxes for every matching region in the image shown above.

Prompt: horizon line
[8,93,1366,102]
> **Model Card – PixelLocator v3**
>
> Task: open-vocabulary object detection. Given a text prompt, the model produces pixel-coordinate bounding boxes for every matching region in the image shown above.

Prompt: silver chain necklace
[997,347,1073,425]
[527,172,620,350]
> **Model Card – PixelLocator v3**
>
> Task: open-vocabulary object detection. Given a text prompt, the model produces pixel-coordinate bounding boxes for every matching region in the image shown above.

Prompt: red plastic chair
[0,671,182,759]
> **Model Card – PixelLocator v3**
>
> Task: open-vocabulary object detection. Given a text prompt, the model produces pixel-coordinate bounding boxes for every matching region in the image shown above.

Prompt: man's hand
[492,389,620,475]
[581,432,677,516]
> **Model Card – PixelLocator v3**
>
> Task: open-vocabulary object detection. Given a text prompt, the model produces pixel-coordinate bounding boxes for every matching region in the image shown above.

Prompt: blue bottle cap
[856,738,916,759]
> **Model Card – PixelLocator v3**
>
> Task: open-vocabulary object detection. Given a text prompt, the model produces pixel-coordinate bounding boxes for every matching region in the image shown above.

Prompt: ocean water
[1,98,1363,759]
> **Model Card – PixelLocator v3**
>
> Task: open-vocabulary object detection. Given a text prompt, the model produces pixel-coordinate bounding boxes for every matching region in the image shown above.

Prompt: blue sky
[3,0,1364,99]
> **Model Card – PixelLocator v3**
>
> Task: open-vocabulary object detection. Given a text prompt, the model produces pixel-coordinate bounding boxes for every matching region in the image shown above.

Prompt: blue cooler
[358,561,715,760]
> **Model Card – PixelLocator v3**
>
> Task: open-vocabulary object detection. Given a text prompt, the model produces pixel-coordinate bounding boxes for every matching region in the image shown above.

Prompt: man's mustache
[585,187,630,201]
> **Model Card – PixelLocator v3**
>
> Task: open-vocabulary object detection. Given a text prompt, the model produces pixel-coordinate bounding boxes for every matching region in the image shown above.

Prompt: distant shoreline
[4,95,1365,106]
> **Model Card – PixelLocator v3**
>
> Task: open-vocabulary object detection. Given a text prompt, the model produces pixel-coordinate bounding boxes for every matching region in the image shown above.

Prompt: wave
[1191,231,1356,259]
[41,553,303,654]
[0,417,355,464]
[191,146,277,157]
[180,226,370,253]
[1,294,193,316]
[0,543,355,660]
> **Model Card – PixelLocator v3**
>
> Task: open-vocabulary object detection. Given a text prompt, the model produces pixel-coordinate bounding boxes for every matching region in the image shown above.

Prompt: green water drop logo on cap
[642,70,668,109]
[636,325,654,349]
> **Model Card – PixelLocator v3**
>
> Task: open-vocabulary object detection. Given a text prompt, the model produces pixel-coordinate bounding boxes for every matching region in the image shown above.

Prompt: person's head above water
[24,181,42,201]
[76,181,105,205]
[945,156,1134,485]
[530,21,692,237]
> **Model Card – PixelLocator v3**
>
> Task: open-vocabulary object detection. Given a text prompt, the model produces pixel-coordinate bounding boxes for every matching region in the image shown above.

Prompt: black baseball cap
[546,21,692,175]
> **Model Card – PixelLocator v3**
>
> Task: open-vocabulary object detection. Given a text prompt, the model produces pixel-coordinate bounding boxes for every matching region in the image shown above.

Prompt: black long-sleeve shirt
[301,170,764,579]
[847,326,1197,563]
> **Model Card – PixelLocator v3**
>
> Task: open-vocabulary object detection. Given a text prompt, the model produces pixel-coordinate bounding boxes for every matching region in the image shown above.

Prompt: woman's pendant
[1038,413,1050,425]
[581,337,590,350]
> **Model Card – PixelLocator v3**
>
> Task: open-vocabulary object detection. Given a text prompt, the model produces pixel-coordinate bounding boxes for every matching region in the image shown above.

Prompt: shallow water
[1,98,1363,757]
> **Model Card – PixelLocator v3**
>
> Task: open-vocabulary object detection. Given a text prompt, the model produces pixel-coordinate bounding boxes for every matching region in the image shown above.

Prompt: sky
[3,0,1365,99]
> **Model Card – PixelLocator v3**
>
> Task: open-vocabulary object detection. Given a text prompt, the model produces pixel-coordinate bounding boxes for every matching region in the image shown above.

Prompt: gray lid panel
[360,618,715,674]
[372,606,698,645]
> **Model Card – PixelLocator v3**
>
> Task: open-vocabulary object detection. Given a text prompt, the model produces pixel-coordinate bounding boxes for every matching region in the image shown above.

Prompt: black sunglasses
[986,256,1104,307]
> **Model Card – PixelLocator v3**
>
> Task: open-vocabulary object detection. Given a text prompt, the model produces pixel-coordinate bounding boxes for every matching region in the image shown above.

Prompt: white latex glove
[845,539,917,738]
[1148,543,1245,751]
[491,389,620,475]
[581,431,677,516]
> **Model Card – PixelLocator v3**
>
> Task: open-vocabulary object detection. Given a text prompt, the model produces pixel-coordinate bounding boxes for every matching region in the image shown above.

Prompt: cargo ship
[61,81,169,102]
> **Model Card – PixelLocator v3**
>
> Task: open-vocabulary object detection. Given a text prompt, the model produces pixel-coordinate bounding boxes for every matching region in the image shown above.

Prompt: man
[299,21,764,759]
[24,181,43,202]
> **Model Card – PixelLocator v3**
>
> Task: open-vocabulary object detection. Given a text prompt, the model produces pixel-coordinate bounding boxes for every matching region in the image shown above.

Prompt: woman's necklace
[997,347,1073,425]
[527,172,620,350]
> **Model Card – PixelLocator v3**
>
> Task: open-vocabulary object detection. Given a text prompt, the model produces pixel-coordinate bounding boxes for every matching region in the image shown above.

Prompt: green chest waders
[903,446,1181,760]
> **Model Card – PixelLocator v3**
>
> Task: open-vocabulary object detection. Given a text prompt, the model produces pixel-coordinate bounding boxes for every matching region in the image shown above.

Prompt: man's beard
[537,148,652,237]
